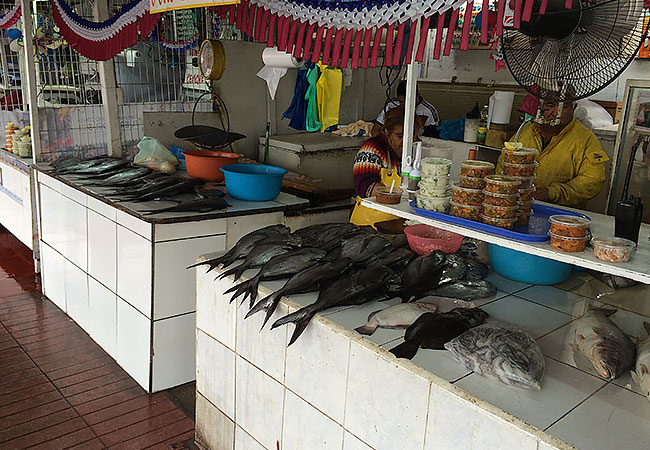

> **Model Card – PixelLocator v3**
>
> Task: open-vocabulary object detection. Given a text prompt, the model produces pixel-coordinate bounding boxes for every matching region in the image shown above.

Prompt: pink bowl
[404,224,464,255]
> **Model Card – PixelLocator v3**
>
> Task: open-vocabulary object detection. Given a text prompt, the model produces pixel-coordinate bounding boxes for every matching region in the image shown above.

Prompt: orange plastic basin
[182,150,240,181]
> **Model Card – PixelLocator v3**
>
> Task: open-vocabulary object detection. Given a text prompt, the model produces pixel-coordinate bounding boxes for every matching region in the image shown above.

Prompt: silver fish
[355,302,438,335]
[572,309,636,380]
[631,322,650,402]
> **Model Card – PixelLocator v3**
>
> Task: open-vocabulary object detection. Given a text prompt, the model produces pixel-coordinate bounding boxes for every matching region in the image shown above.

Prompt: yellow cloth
[350,167,402,228]
[316,63,342,132]
[496,119,609,207]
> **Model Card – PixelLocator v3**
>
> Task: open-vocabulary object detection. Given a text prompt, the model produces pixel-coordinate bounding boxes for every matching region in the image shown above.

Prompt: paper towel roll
[488,91,515,127]
[257,47,304,101]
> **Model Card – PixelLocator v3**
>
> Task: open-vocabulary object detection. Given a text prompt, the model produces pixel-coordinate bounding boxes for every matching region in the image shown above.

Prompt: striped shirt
[353,136,401,198]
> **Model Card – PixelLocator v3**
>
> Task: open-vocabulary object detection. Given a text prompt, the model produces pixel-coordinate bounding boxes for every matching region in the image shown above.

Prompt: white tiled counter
[35,168,308,393]
[0,150,35,250]
[195,264,650,450]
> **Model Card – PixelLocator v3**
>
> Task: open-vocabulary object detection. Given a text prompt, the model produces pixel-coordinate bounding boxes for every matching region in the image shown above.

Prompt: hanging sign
[150,0,239,14]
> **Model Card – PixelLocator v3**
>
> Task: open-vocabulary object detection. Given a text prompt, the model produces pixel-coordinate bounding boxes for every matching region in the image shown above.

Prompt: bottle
[400,155,412,196]
[477,105,489,144]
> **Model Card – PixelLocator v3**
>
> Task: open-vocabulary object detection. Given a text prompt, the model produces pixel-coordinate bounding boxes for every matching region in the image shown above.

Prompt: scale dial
[199,39,225,80]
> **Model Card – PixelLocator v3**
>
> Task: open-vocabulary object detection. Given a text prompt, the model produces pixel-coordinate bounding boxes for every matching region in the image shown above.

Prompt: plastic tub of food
[591,237,636,262]
[419,174,451,187]
[502,147,538,164]
[404,224,464,255]
[416,192,451,213]
[549,215,590,237]
[518,200,533,212]
[451,183,484,206]
[483,190,519,207]
[482,215,517,230]
[421,157,452,177]
[450,201,482,221]
[460,160,495,178]
[515,211,533,226]
[517,176,536,190]
[419,183,450,197]
[484,175,521,194]
[503,161,538,177]
[482,203,518,219]
[549,232,588,252]
[459,175,486,190]
[518,186,536,202]
[375,185,402,204]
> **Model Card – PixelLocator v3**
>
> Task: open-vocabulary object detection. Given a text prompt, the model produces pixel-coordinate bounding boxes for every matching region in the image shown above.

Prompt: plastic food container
[482,203,518,219]
[375,185,402,204]
[459,175,486,190]
[591,237,636,262]
[549,232,588,252]
[421,157,452,177]
[517,176,536,190]
[482,214,517,230]
[460,160,495,178]
[549,215,590,238]
[515,211,533,226]
[451,183,484,206]
[484,175,521,194]
[416,192,451,213]
[419,174,451,188]
[518,187,536,202]
[404,224,464,255]
[220,163,287,201]
[483,190,519,207]
[419,184,450,198]
[518,200,533,212]
[450,201,482,221]
[502,147,538,164]
[503,161,538,177]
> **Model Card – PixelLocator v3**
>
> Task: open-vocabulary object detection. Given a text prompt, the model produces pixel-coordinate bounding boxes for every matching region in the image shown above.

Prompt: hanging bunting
[152,29,200,51]
[50,0,160,61]
[0,0,21,29]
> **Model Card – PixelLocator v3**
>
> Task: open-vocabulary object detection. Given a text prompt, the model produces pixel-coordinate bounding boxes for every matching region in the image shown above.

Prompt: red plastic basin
[404,224,464,255]
[182,150,239,181]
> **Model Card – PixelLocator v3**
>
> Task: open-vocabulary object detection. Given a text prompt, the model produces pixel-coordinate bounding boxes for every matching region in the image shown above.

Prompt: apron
[350,150,402,228]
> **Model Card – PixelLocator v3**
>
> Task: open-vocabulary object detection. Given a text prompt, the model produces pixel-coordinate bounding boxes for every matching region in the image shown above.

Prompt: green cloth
[305,65,322,132]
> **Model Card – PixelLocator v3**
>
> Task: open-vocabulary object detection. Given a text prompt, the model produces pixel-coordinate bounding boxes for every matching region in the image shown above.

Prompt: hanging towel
[316,63,343,132]
[305,62,322,132]
[282,66,309,131]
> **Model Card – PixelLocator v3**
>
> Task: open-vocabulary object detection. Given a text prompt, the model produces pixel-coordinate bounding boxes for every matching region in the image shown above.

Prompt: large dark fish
[390,308,489,359]
[292,223,372,250]
[64,159,130,174]
[427,279,497,301]
[218,243,296,281]
[100,171,168,188]
[187,224,290,272]
[54,157,109,173]
[464,257,489,280]
[105,175,180,197]
[247,257,353,328]
[438,254,469,286]
[224,247,327,306]
[271,265,394,345]
[125,179,203,202]
[84,166,152,186]
[338,234,393,264]
[51,156,81,170]
[370,247,416,271]
[143,197,230,215]
[390,251,446,302]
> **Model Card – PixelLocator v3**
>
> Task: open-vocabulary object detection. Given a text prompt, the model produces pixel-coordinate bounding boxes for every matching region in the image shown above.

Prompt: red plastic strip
[361,28,372,68]
[565,0,573,8]
[254,6,263,42]
[303,23,315,58]
[236,1,244,30]
[287,18,300,54]
[404,20,417,64]
[258,8,269,43]
[331,28,344,67]
[294,21,307,58]
[322,27,335,65]
[228,5,236,25]
[392,22,405,66]
[496,0,505,37]
[514,0,522,28]
[278,16,290,51]
[480,1,488,43]
[241,0,249,35]
[443,9,458,56]
[540,0,548,14]
[460,2,473,51]
[522,0,534,21]
[267,13,276,47]
[370,25,383,67]
[433,13,444,60]
[247,3,256,37]
[216,6,226,19]
[311,26,325,63]
[415,17,430,62]
[351,28,363,69]
[385,23,394,66]
[341,28,354,68]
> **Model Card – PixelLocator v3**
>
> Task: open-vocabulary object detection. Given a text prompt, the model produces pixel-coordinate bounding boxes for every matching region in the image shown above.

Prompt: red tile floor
[0,228,196,449]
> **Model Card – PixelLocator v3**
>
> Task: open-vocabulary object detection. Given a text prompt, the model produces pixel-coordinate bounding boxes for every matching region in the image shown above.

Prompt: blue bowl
[488,243,573,285]
[220,163,287,201]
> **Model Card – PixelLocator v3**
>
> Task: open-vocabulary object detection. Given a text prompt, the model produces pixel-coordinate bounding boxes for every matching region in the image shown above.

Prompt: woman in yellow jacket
[497,100,609,208]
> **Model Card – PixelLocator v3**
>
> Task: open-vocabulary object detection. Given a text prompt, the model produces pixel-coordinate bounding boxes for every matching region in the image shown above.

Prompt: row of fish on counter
[49,156,230,213]
[192,222,650,398]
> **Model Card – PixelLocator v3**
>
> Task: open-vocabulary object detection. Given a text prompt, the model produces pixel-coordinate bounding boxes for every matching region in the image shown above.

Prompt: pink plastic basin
[404,224,464,255]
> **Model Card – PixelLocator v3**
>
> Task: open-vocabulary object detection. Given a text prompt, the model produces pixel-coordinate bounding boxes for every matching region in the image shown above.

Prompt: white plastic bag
[134,137,178,173]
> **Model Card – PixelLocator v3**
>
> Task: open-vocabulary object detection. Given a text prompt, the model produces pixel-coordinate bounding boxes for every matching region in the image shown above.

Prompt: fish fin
[641,363,649,376]
[631,370,642,386]
[223,280,249,296]
[218,263,243,280]
[389,341,420,360]
[247,291,278,319]
[354,324,376,335]
[366,310,379,322]
[271,306,314,330]
[644,321,650,336]
[186,257,221,270]
[261,296,283,330]
[246,280,260,309]
[287,319,312,346]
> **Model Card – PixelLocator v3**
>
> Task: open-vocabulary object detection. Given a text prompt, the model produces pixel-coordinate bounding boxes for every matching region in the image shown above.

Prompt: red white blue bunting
[0,0,21,29]
[50,0,160,61]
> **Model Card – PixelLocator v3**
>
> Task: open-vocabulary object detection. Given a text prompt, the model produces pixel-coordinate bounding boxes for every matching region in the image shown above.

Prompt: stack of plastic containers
[482,175,520,230]
[416,157,452,213]
[501,145,539,226]
[451,160,494,221]
[548,215,590,252]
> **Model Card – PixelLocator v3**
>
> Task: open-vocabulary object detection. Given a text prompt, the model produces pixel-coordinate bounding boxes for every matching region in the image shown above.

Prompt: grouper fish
[631,322,650,402]
[390,251,446,302]
[355,302,439,336]
[218,243,296,282]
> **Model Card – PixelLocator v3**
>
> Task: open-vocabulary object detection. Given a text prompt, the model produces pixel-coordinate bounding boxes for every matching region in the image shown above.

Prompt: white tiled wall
[282,390,344,450]
[116,298,151,391]
[197,330,236,420]
[87,210,117,292]
[87,277,117,358]
[0,161,32,249]
[151,312,197,392]
[63,258,90,331]
[40,242,66,311]
[117,224,152,318]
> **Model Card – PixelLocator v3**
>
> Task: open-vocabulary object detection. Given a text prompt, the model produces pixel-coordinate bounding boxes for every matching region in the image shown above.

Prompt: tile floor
[0,227,195,449]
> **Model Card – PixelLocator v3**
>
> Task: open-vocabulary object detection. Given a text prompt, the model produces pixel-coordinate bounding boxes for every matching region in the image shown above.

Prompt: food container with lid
[591,237,636,262]
[416,191,451,213]
[483,190,519,207]
[421,157,452,177]
[451,183,484,206]
[549,215,590,237]
[460,160,495,178]
[484,175,521,194]
[404,224,464,255]
[517,176,536,190]
[450,201,482,221]
[548,232,588,252]
[503,161,538,177]
[459,175,486,190]
[518,186,536,202]
[515,211,533,226]
[502,147,538,164]
[419,174,451,187]
[481,215,517,230]
[375,185,402,204]
[482,203,518,219]
[419,184,450,198]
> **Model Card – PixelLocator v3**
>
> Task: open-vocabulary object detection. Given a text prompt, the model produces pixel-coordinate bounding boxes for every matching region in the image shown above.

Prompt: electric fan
[501,0,648,103]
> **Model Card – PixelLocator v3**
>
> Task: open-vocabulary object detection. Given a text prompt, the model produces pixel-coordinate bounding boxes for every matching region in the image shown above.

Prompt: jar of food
[459,175,486,190]
[416,191,451,213]
[483,190,519,207]
[481,215,517,230]
[484,175,521,194]
[515,211,533,226]
[548,232,588,252]
[549,215,590,238]
[591,237,636,262]
[5,122,18,152]
[482,203,518,219]
[419,174,451,188]
[460,160,495,178]
[375,185,403,204]
[451,183,484,206]
[503,161,539,177]
[421,157,452,177]
[517,176,536,190]
[518,186,536,202]
[450,201,482,221]
[502,147,538,164]
[419,184,450,198]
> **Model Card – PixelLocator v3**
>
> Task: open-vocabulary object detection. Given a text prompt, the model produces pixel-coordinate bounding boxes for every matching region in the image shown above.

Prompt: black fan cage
[502,0,648,102]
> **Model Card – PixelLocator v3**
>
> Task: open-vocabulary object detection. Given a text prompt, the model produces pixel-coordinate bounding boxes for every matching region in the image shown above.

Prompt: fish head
[592,338,628,380]
[461,308,489,326]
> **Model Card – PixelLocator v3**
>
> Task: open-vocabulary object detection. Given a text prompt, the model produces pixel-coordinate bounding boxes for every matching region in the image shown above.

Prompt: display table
[0,149,35,250]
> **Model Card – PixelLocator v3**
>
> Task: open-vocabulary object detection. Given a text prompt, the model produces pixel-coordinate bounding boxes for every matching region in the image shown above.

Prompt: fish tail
[354,324,376,335]
[228,282,250,304]
[223,279,249,296]
[271,307,316,346]
[217,264,240,280]
[186,257,222,270]
[246,281,260,309]
[389,341,420,360]
[246,291,277,319]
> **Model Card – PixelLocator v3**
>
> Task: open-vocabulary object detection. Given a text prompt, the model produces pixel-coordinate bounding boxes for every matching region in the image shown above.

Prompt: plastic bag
[444,322,545,390]
[134,137,178,173]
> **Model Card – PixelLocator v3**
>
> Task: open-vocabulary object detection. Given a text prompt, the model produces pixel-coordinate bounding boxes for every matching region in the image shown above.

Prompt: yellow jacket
[497,119,609,207]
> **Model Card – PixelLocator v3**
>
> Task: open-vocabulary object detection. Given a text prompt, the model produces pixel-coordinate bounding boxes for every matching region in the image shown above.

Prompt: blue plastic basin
[220,163,287,201]
[488,243,573,285]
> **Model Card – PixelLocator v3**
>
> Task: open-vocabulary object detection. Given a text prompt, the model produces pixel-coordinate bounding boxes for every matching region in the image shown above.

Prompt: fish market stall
[0,149,37,251]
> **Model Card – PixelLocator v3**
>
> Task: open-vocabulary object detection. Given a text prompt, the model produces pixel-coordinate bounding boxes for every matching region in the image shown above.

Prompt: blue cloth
[282,65,309,131]
[437,117,465,141]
